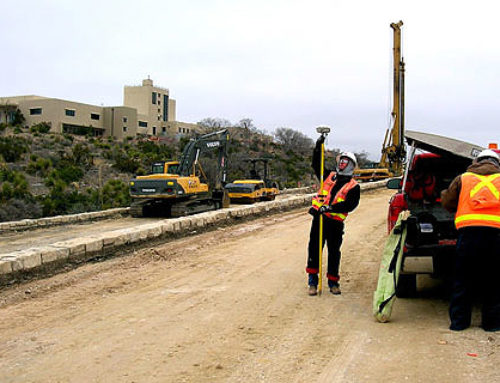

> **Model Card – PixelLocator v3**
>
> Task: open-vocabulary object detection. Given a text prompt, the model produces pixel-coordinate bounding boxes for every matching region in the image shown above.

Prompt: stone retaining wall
[0,181,386,286]
[0,208,129,233]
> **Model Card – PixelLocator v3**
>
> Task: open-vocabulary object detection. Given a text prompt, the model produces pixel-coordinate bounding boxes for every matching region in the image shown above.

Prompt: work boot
[308,285,318,296]
[449,323,469,331]
[329,284,341,295]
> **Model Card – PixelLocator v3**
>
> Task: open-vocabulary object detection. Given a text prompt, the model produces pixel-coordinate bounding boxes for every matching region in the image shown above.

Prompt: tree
[353,151,371,168]
[12,108,25,127]
[238,118,257,131]
[273,127,314,154]
[198,117,232,133]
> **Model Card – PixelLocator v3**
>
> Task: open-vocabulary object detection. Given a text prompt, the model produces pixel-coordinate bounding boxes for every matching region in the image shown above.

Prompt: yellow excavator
[354,20,406,181]
[129,129,230,217]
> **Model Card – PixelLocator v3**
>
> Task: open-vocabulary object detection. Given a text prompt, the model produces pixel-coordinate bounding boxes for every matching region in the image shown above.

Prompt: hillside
[0,124,328,222]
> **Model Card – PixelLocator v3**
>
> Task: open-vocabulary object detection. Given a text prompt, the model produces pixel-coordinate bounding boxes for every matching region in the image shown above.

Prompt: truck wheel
[396,274,417,298]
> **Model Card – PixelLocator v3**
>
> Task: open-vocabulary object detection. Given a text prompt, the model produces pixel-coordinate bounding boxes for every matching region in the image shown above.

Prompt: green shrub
[113,152,141,174]
[135,167,146,176]
[52,164,84,184]
[30,122,51,134]
[27,157,52,177]
[0,169,30,202]
[0,198,42,222]
[95,141,111,150]
[70,143,93,169]
[101,180,130,209]
[0,136,28,162]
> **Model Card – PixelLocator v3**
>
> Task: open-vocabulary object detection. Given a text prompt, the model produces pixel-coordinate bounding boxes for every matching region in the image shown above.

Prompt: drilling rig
[354,20,406,181]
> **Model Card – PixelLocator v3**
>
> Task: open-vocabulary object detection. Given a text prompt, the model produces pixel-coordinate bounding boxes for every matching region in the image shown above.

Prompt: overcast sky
[2,0,499,159]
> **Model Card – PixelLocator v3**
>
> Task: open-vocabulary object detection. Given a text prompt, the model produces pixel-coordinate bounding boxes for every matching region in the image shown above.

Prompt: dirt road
[0,189,498,382]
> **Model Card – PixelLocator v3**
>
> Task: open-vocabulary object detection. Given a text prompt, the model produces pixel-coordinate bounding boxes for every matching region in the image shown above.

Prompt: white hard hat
[337,151,358,167]
[477,149,500,164]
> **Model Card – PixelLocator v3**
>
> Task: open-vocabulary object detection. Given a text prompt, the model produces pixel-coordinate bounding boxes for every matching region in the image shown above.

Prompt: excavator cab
[150,161,180,175]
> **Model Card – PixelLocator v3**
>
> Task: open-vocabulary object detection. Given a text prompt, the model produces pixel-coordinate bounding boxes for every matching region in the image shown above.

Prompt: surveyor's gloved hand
[319,205,332,214]
[317,135,325,145]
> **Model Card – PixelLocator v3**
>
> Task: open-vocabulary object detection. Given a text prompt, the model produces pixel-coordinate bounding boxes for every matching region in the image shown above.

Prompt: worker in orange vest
[442,149,500,331]
[306,135,360,296]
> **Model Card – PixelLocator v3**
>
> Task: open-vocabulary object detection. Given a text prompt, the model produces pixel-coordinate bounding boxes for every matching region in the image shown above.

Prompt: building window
[138,121,148,128]
[152,92,157,104]
[123,116,128,123]
[7,111,15,123]
[158,116,161,121]
[30,108,42,115]
[163,95,168,121]
[91,113,100,120]
[152,127,157,135]
[65,109,75,117]
[123,126,127,132]
[162,127,166,133]
[178,127,181,133]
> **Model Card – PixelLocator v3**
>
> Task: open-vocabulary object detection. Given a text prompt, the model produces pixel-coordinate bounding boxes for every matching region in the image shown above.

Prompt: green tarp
[373,211,409,322]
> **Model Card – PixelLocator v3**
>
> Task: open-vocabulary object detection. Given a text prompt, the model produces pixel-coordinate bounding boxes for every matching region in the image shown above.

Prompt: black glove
[317,135,325,145]
[308,207,319,217]
[319,205,331,214]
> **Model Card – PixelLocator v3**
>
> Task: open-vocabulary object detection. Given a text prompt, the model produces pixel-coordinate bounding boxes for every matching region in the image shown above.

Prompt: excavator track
[170,198,217,218]
[130,192,225,219]
[129,201,145,218]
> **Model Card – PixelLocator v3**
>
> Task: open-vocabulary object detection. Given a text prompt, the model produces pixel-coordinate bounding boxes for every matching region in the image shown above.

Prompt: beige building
[0,78,200,139]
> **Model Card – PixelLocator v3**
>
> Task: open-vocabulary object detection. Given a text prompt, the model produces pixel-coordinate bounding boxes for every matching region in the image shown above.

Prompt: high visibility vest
[455,172,500,229]
[311,173,358,221]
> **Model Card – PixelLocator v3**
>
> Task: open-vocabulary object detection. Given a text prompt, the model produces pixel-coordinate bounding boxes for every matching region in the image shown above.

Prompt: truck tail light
[388,193,408,234]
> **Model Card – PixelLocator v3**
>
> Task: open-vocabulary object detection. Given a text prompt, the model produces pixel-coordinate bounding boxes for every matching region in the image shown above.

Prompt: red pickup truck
[386,130,486,296]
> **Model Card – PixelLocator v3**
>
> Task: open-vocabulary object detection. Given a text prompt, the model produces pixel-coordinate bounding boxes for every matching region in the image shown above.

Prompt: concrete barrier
[0,181,387,285]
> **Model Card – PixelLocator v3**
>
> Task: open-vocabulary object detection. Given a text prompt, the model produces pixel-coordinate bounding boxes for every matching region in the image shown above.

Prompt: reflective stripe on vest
[455,172,500,229]
[311,174,358,222]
